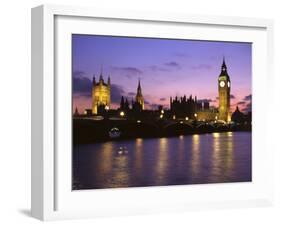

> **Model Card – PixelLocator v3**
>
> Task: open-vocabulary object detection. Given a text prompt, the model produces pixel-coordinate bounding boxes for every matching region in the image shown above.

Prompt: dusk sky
[72,34,252,113]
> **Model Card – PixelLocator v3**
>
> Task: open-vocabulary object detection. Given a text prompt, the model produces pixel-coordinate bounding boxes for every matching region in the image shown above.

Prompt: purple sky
[72,34,252,113]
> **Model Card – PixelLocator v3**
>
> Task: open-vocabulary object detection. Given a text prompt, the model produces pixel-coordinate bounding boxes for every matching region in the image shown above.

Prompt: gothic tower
[218,57,231,122]
[135,79,144,110]
[92,68,111,114]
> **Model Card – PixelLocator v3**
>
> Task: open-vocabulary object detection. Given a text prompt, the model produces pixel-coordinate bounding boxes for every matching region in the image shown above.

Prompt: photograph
[72,34,252,190]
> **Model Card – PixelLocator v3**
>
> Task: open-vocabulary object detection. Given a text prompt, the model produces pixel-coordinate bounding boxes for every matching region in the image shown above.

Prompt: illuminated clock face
[220,81,225,87]
[227,81,230,87]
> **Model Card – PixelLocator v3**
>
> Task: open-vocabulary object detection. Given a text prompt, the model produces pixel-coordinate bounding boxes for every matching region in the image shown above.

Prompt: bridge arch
[164,121,194,135]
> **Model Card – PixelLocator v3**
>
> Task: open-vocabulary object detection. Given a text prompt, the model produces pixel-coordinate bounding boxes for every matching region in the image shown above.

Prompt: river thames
[72,132,251,190]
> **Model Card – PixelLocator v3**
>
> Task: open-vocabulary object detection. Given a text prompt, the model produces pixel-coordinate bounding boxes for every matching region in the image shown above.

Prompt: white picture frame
[31,4,274,221]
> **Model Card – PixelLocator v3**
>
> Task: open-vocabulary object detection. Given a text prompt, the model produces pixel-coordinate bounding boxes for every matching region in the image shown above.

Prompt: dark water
[73,132,251,190]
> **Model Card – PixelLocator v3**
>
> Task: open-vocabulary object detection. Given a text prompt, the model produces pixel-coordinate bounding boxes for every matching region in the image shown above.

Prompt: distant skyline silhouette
[72,35,252,113]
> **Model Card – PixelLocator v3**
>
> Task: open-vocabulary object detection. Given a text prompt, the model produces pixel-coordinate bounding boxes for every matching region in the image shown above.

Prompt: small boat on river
[109,127,121,139]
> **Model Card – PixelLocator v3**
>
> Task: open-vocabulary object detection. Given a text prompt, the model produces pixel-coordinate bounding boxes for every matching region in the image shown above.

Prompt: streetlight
[194,113,197,118]
[173,115,176,120]
[160,114,163,119]
[103,105,110,120]
[161,109,164,114]
[120,111,125,117]
[185,116,189,121]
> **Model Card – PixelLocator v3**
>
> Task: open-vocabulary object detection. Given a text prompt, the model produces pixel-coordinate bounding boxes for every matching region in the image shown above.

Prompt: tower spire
[137,78,142,94]
[135,78,144,110]
[99,64,104,81]
[221,56,227,72]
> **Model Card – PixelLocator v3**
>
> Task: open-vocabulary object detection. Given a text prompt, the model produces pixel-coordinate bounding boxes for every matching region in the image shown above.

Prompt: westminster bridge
[73,117,251,144]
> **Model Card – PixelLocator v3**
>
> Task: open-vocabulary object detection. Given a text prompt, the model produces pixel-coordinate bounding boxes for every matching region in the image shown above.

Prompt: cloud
[164,61,181,68]
[237,101,246,105]
[144,100,150,105]
[191,64,212,70]
[149,65,169,72]
[159,98,166,101]
[243,94,252,101]
[173,52,189,58]
[111,84,126,104]
[110,66,143,78]
[73,74,92,97]
[242,102,252,113]
[73,70,86,78]
[148,103,159,110]
[241,94,252,113]
[127,92,136,96]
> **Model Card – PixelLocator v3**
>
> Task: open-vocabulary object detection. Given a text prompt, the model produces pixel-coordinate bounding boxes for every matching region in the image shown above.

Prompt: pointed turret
[120,96,125,109]
[137,78,142,94]
[74,106,79,116]
[222,56,227,69]
[125,98,129,110]
[219,56,229,78]
[92,75,96,85]
[99,74,104,83]
[135,78,144,110]
[107,76,110,85]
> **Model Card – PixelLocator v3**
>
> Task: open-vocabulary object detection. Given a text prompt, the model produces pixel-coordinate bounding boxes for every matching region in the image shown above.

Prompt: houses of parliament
[91,73,145,115]
[88,58,232,122]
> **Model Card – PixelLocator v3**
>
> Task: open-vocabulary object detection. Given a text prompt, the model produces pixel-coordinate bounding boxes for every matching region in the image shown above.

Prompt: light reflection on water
[73,132,251,190]
[191,134,200,179]
[155,138,169,184]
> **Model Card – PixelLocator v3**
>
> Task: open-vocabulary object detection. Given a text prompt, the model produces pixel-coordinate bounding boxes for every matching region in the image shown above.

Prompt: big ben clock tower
[218,58,231,122]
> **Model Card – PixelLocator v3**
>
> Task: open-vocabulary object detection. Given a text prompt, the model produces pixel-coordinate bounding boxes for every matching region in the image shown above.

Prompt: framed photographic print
[31,4,274,220]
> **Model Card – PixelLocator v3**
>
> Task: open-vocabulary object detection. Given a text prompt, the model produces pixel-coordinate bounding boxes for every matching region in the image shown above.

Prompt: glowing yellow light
[194,113,197,117]
[160,114,163,119]
[105,105,109,111]
[227,131,233,137]
[161,109,164,114]
[120,111,125,117]
[180,121,183,124]
[84,110,87,115]
[192,134,200,143]
[215,115,218,120]
[213,132,220,138]
[173,115,176,120]
[137,120,141,123]
[185,117,189,121]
